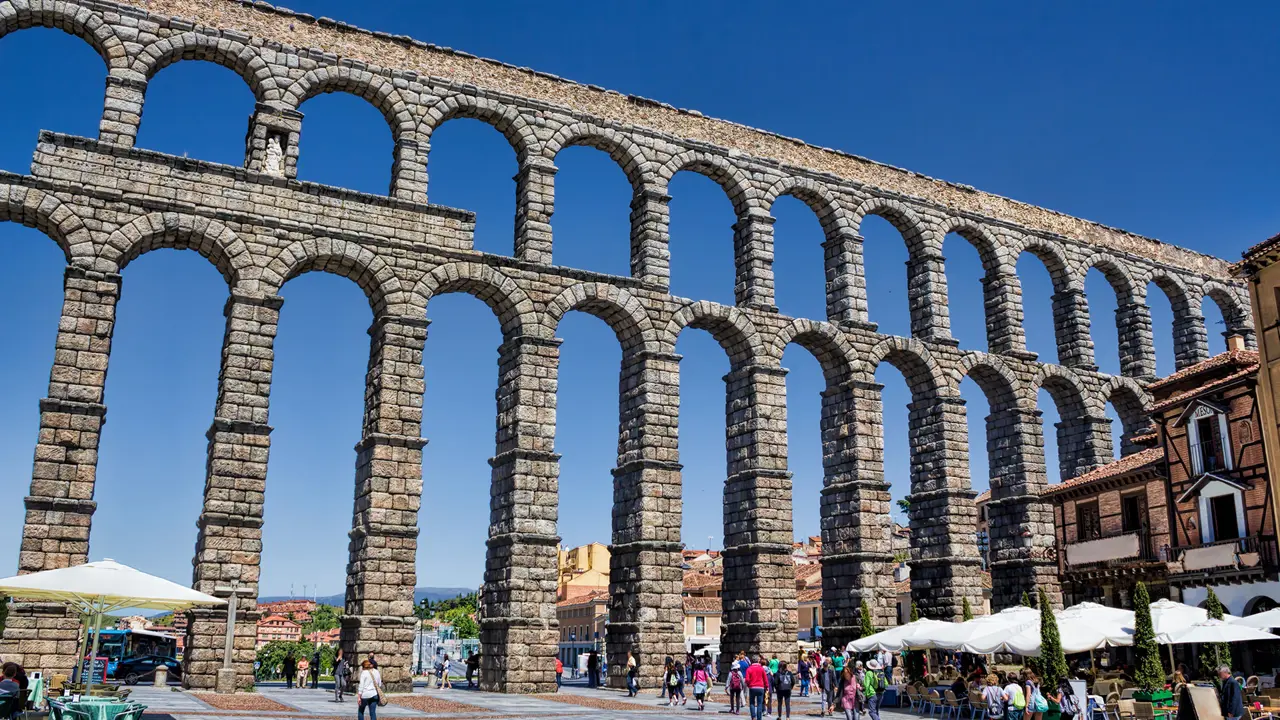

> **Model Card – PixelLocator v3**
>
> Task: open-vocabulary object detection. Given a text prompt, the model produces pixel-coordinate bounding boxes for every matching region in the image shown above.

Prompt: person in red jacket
[745,655,769,720]
[554,657,563,690]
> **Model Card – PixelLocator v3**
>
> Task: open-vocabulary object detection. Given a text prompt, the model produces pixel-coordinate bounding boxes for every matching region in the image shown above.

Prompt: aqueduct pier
[0,0,1255,693]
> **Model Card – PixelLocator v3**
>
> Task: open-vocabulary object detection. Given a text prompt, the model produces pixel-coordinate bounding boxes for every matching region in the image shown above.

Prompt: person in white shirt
[356,659,383,720]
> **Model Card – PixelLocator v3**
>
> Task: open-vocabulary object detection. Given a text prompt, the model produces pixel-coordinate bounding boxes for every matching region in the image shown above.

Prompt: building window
[695,616,705,635]
[1196,479,1247,543]
[1121,493,1147,534]
[1188,405,1232,474]
[1076,501,1102,541]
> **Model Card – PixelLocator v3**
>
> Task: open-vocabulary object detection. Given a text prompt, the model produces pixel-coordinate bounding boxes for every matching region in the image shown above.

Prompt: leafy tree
[255,640,338,680]
[1198,587,1231,679]
[1037,589,1069,688]
[441,607,479,639]
[962,598,974,622]
[150,612,175,627]
[897,498,911,515]
[1021,591,1032,608]
[433,592,479,616]
[1133,582,1164,693]
[859,598,875,638]
[302,604,341,634]
[910,602,920,622]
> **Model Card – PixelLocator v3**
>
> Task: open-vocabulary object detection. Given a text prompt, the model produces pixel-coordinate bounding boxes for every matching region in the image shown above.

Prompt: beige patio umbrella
[0,559,224,694]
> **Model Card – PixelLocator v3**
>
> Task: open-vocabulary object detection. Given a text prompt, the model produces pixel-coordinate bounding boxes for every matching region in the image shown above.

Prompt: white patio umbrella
[1163,619,1279,645]
[847,618,953,652]
[0,559,224,694]
[929,606,1039,650]
[975,602,1135,656]
[1231,608,1280,630]
[1148,598,1237,642]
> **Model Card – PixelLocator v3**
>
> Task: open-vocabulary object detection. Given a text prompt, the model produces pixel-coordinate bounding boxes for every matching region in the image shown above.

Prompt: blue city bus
[88,629,178,677]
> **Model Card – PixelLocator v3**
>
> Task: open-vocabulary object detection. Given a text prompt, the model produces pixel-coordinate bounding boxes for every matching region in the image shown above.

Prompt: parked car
[114,654,182,685]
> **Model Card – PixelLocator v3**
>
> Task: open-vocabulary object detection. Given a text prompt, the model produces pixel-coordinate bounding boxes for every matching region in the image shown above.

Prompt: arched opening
[419,293,504,592]
[668,172,738,306]
[959,377,993,496]
[259,273,370,599]
[942,232,989,351]
[772,196,828,321]
[92,249,226,573]
[1146,281,1177,377]
[554,312,622,549]
[782,345,826,544]
[1108,384,1150,458]
[862,215,912,338]
[676,328,731,551]
[0,224,67,570]
[295,92,395,196]
[136,61,257,166]
[875,364,913,547]
[425,119,517,257]
[551,146,632,277]
[1017,251,1061,364]
[1085,267,1123,377]
[1201,294,1229,356]
[1037,388,1065,484]
[0,27,105,173]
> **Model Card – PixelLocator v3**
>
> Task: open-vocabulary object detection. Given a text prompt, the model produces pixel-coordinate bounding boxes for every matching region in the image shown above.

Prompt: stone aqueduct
[0,0,1256,694]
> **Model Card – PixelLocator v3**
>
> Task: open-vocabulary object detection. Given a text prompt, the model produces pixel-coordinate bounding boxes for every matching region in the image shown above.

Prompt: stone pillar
[606,350,684,690]
[481,336,560,694]
[1116,300,1157,382]
[732,211,777,311]
[985,406,1061,611]
[340,314,428,693]
[983,270,1029,356]
[905,251,953,345]
[825,233,871,328]
[514,160,555,265]
[0,266,118,676]
[99,73,145,147]
[820,379,894,649]
[630,187,672,289]
[183,292,281,691]
[906,396,983,620]
[719,364,795,674]
[391,134,427,201]
[1055,414,1113,481]
[1173,307,1210,369]
[1052,287,1096,369]
[244,103,302,179]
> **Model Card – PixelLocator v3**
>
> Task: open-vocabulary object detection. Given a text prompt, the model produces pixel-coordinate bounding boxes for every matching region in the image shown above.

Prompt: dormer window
[1187,404,1232,475]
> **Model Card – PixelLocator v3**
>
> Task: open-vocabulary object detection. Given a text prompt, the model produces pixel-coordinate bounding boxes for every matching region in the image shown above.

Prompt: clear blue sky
[1,2,1277,596]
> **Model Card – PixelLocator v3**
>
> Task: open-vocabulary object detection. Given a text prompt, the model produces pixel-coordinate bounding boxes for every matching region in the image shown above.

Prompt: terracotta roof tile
[1149,365,1258,413]
[797,588,822,604]
[683,571,723,592]
[1238,231,1280,270]
[683,597,722,614]
[794,564,822,587]
[1147,350,1258,392]
[1043,447,1164,498]
[556,590,609,608]
[975,490,991,503]
[895,578,911,594]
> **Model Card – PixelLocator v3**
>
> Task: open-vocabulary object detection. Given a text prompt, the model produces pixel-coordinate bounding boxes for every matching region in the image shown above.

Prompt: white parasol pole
[85,598,105,696]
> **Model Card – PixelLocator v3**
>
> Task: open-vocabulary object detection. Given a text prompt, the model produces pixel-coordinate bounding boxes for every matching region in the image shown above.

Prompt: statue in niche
[264,134,284,176]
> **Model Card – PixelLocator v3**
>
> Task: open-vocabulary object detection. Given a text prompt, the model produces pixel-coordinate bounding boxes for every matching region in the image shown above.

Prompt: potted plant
[1132,582,1172,704]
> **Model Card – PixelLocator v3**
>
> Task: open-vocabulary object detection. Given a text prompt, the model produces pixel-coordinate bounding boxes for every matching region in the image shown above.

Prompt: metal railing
[1169,535,1279,574]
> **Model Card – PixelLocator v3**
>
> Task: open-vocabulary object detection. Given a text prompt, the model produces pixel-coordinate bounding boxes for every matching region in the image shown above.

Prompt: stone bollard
[154,665,168,687]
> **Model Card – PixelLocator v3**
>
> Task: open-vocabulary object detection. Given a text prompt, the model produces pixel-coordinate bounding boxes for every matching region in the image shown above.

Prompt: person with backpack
[1003,672,1027,720]
[1025,670,1047,720]
[693,660,712,711]
[1046,678,1078,720]
[728,662,745,715]
[863,660,887,720]
[774,660,796,720]
[982,674,1006,720]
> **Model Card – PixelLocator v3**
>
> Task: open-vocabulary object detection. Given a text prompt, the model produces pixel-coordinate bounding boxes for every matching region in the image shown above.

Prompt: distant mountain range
[258,587,474,607]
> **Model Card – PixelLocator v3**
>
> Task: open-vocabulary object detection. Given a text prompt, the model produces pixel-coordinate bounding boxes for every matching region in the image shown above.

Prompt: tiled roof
[1042,447,1165,498]
[895,578,910,594]
[556,590,609,608]
[1237,231,1280,272]
[797,588,822,604]
[683,597,722,614]
[1149,365,1258,413]
[980,571,992,591]
[1148,350,1258,392]
[975,490,991,503]
[794,563,822,588]
[683,570,723,592]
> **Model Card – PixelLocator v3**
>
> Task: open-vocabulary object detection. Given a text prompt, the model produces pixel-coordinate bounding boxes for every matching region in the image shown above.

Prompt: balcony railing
[1063,529,1162,569]
[1168,535,1279,576]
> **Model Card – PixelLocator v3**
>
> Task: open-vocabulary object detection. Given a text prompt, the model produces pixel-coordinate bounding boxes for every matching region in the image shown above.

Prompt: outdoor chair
[969,690,987,720]
[1095,681,1115,697]
[907,686,923,711]
[943,689,963,719]
[1249,677,1262,693]
[1120,688,1137,700]
[1117,698,1137,720]
[110,703,147,720]
[0,692,21,720]
[925,690,942,716]
[1106,692,1122,706]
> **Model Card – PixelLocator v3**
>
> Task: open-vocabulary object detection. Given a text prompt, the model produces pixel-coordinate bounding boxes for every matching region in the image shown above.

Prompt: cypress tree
[962,597,974,621]
[1198,588,1232,677]
[1133,582,1165,693]
[911,602,920,622]
[1021,591,1032,608]
[860,598,875,637]
[1038,589,1069,688]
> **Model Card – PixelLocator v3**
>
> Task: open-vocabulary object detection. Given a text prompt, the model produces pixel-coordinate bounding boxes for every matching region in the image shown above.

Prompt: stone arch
[101,212,252,286]
[865,336,949,399]
[283,66,416,139]
[420,92,542,163]
[1102,375,1152,454]
[657,150,759,217]
[768,318,856,386]
[543,282,658,355]
[849,196,936,255]
[953,354,1022,408]
[1014,235,1073,292]
[0,185,95,264]
[134,31,280,102]
[1202,280,1252,334]
[936,218,1005,273]
[1147,269,1197,314]
[546,123,655,193]
[1081,252,1140,305]
[761,176,849,240]
[662,301,764,368]
[411,261,536,340]
[0,0,127,69]
[1029,365,1093,419]
[264,237,408,317]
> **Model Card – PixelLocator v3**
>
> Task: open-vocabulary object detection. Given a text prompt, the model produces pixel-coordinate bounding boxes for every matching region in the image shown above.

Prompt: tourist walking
[1218,666,1244,720]
[1003,672,1027,720]
[839,666,861,720]
[356,659,383,720]
[333,649,349,703]
[626,652,639,697]
[693,660,711,711]
[555,656,563,689]
[774,660,795,719]
[746,655,768,720]
[311,648,321,689]
[587,650,600,689]
[1025,670,1046,720]
[820,657,839,717]
[283,654,296,689]
[798,655,811,697]
[982,674,1005,720]
[296,656,309,690]
[728,662,745,715]
[466,652,480,688]
[437,653,452,689]
[863,660,886,720]
[661,657,673,699]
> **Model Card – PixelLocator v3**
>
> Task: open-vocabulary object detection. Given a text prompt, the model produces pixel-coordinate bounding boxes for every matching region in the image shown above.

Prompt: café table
[49,695,144,720]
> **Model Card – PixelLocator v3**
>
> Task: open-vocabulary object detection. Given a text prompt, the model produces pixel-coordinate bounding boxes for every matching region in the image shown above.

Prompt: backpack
[1058,690,1078,715]
[1030,687,1049,714]
[668,671,679,688]
[729,671,743,691]
[1011,686,1026,710]
[778,672,794,693]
